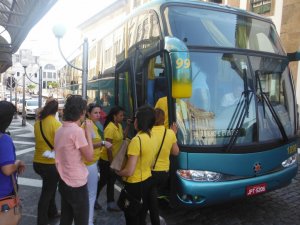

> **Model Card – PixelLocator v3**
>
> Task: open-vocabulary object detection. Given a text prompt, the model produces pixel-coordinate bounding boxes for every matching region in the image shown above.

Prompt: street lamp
[31,61,43,109]
[20,49,32,126]
[52,24,88,99]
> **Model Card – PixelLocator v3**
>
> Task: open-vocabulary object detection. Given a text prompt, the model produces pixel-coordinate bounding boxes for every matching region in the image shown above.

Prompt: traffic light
[6,77,16,88]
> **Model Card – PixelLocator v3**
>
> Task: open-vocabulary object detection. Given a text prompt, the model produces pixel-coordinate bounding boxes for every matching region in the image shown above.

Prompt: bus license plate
[246,183,267,196]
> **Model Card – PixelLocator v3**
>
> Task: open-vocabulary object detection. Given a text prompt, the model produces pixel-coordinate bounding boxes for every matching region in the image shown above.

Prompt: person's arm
[79,120,94,162]
[169,124,179,156]
[1,160,25,176]
[116,155,138,177]
[93,140,112,149]
[171,143,179,156]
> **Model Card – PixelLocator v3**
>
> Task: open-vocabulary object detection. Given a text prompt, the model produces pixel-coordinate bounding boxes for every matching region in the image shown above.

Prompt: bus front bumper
[175,164,298,206]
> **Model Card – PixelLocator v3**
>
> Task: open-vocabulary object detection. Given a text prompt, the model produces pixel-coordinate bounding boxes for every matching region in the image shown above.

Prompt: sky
[20,0,115,63]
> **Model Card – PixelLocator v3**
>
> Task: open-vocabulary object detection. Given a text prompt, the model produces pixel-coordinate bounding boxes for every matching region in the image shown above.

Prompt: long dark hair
[39,99,58,120]
[103,106,125,129]
[63,95,87,122]
[136,105,155,136]
[0,101,16,133]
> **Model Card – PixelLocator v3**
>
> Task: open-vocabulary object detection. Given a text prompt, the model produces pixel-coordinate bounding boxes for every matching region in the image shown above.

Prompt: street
[9,116,300,225]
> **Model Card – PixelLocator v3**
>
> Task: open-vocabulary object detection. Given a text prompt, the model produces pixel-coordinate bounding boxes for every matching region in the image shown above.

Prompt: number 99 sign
[176,58,191,69]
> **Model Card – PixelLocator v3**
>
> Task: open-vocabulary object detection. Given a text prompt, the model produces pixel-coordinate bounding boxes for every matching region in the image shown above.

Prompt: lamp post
[52,24,88,99]
[38,66,42,108]
[20,49,32,126]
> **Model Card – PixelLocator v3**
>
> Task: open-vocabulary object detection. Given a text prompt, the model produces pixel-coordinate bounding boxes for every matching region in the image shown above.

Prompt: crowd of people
[0,94,179,225]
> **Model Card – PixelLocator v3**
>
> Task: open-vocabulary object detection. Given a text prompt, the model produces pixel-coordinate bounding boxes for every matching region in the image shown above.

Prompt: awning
[0,0,57,73]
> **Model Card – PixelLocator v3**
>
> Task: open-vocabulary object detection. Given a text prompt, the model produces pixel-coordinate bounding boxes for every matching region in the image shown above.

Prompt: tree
[27,84,36,93]
[47,81,58,89]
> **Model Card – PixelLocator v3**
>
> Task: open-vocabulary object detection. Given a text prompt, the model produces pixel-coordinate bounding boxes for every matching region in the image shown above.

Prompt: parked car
[17,97,32,113]
[25,99,39,118]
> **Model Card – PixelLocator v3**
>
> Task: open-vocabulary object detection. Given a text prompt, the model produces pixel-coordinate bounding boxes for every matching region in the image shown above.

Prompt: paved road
[8,116,300,225]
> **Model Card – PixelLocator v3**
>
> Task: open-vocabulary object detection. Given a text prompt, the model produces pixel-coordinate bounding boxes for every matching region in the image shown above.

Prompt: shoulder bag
[117,136,143,216]
[40,120,53,150]
[0,175,22,225]
[110,138,130,171]
[40,121,56,159]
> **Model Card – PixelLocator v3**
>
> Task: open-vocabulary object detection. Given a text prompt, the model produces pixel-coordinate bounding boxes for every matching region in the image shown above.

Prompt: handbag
[0,175,22,225]
[117,188,143,216]
[117,136,143,216]
[110,138,130,171]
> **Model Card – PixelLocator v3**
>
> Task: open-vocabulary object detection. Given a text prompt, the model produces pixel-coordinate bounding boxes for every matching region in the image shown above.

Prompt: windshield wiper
[255,70,288,141]
[225,91,253,152]
[255,71,266,117]
[225,67,252,152]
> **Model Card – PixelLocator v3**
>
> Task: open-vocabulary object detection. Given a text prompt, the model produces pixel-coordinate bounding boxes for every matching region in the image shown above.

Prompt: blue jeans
[58,179,89,225]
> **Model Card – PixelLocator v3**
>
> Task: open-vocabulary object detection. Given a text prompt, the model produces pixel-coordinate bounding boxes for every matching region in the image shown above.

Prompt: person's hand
[170,122,178,134]
[102,141,112,148]
[126,118,132,126]
[16,160,25,174]
[84,120,94,133]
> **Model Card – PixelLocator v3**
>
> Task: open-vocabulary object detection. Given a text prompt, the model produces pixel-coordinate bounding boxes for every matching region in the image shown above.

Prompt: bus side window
[147,55,165,106]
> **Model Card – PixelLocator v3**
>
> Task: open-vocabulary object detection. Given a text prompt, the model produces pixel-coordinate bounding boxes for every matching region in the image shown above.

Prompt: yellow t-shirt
[100,122,123,161]
[151,125,177,171]
[33,115,61,164]
[155,96,169,128]
[81,121,102,166]
[125,132,158,183]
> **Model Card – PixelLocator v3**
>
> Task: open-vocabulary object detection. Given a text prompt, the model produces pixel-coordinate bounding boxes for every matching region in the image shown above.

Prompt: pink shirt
[55,122,88,187]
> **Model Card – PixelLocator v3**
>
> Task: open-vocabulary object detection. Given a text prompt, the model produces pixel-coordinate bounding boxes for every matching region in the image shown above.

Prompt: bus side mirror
[165,36,192,99]
[287,51,300,62]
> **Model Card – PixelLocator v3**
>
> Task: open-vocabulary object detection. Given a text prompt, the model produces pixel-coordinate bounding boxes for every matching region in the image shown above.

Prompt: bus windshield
[163,6,284,54]
[175,52,295,146]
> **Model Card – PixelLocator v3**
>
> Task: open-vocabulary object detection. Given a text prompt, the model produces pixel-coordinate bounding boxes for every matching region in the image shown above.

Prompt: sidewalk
[8,115,125,225]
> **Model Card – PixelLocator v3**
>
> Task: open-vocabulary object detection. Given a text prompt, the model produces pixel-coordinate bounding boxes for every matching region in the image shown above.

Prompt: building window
[44,64,56,70]
[251,0,271,14]
[17,72,20,77]
[43,72,46,78]
[209,0,222,3]
[53,73,56,79]
[34,73,37,78]
[47,72,52,78]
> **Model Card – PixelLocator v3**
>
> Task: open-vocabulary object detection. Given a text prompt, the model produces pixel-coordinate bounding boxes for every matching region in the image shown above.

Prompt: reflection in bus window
[189,61,210,111]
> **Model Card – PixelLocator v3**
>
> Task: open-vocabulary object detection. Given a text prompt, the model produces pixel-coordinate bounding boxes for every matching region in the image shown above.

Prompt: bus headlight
[281,154,298,167]
[177,170,221,182]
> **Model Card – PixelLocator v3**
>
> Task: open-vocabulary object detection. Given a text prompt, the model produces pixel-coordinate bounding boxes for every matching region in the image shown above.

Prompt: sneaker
[107,202,120,212]
[94,202,102,210]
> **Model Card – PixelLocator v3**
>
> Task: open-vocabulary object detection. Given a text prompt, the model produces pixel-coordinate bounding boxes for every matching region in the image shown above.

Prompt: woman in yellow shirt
[150,108,179,223]
[33,99,61,225]
[95,106,130,211]
[117,105,160,225]
[83,103,112,225]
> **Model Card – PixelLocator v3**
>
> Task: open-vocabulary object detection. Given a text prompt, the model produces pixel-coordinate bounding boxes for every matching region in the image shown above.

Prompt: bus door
[115,59,136,138]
